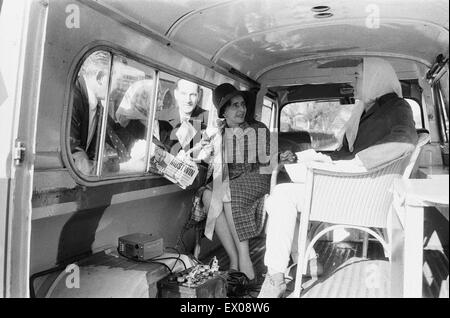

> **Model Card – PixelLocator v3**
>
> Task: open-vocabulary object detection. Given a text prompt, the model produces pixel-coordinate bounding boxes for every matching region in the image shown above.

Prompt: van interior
[0,0,448,298]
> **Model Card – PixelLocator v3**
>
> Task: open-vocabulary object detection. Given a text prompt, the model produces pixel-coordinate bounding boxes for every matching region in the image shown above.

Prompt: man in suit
[70,63,131,175]
[70,67,108,175]
[258,57,418,298]
[166,79,209,157]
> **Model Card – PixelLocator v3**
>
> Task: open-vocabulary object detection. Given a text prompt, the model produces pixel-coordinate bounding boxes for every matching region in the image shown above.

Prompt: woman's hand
[130,139,147,161]
[279,150,297,164]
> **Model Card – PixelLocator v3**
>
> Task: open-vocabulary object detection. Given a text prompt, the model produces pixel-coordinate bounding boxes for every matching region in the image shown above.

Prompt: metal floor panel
[200,235,449,298]
[291,240,389,298]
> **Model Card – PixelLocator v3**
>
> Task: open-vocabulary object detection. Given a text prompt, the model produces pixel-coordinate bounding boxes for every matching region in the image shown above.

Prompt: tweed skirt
[186,171,270,242]
[229,172,271,241]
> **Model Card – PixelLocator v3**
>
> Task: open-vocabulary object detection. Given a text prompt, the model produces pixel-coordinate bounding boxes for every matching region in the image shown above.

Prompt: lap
[266,182,306,215]
[272,182,305,197]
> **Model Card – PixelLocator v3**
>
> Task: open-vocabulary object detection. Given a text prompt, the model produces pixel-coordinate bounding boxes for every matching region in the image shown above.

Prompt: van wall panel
[30,189,198,274]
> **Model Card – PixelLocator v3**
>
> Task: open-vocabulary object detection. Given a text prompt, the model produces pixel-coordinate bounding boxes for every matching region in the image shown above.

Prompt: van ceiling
[87,0,448,83]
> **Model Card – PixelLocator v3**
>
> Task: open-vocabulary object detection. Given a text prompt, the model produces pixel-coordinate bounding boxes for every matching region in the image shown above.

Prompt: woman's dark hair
[218,95,247,119]
[218,99,231,118]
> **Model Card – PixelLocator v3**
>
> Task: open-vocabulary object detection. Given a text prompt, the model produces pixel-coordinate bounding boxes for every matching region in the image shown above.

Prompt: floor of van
[199,235,449,298]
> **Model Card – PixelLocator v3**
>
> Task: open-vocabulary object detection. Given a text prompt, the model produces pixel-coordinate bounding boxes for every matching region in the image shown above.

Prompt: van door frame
[1,0,48,297]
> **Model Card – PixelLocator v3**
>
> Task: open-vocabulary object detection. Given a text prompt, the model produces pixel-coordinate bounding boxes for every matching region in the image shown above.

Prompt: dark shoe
[226,270,250,297]
[245,273,265,290]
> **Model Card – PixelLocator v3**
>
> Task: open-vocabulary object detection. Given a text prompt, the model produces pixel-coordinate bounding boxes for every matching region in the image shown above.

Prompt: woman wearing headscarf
[114,79,173,163]
[330,57,418,168]
[186,83,272,282]
[258,57,418,298]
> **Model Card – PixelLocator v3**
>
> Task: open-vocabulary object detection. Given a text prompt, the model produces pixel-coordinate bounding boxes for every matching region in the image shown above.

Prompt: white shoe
[257,273,286,298]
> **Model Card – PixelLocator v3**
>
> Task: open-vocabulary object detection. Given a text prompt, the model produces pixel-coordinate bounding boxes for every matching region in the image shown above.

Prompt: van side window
[280,100,354,151]
[405,98,424,129]
[440,71,449,114]
[261,96,274,128]
[69,50,212,180]
[155,73,212,157]
[438,71,449,142]
[103,55,156,176]
[69,51,112,176]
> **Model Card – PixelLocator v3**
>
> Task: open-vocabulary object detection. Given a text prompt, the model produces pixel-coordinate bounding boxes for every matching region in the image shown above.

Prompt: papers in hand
[284,149,367,183]
[149,147,199,189]
[284,149,332,183]
[295,149,332,163]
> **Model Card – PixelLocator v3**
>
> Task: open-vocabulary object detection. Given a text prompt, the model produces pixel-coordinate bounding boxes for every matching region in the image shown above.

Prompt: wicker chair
[284,133,430,297]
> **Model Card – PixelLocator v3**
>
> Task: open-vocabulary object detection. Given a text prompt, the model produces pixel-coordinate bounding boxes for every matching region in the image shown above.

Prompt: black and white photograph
[0,0,448,304]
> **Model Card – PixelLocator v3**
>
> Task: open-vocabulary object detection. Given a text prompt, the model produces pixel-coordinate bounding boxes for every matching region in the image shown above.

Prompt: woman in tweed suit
[190,83,272,281]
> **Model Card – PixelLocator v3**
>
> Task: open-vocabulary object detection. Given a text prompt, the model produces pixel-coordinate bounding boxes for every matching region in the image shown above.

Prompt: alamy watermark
[365,4,380,29]
[168,120,279,175]
[65,263,80,289]
[65,4,80,29]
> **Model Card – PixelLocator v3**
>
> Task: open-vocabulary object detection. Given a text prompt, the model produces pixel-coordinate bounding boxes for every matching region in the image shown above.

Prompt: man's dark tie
[106,124,129,162]
[94,102,130,163]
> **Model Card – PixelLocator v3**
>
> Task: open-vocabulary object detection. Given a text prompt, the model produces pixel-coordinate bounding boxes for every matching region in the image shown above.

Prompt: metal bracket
[13,140,26,165]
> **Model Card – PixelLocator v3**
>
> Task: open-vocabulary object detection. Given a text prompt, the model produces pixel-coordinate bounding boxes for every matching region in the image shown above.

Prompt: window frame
[261,95,276,130]
[63,45,216,186]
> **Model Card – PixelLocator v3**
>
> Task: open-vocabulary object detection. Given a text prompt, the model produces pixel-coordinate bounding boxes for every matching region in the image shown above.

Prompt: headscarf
[116,80,152,125]
[345,57,403,152]
[115,79,160,139]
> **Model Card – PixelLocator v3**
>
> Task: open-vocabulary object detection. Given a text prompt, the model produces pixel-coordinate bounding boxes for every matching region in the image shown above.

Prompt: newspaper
[149,146,199,189]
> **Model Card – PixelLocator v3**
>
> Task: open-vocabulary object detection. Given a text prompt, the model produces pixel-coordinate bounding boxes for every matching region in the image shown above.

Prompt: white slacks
[264,183,306,274]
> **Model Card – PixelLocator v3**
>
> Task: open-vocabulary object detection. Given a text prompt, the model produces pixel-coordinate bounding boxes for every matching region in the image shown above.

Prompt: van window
[405,98,424,129]
[102,55,155,177]
[440,71,449,113]
[438,71,449,142]
[261,96,275,128]
[69,50,212,180]
[281,100,354,151]
[155,73,213,157]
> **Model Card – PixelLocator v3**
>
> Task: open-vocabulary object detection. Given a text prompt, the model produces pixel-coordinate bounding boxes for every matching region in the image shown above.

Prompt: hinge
[13,140,26,165]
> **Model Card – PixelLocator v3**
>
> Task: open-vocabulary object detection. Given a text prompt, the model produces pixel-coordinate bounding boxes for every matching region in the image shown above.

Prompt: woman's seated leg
[215,213,239,271]
[223,202,255,280]
[202,189,239,271]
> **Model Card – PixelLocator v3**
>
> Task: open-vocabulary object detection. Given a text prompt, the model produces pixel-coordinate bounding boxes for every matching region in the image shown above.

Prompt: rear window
[280,100,354,151]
